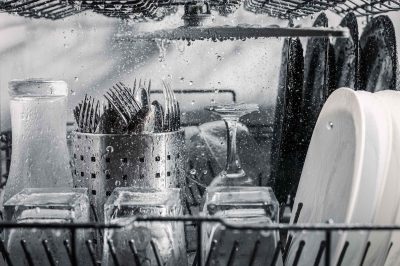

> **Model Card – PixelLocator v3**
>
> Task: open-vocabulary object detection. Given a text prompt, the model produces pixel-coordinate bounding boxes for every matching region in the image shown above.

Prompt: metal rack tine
[359,241,371,266]
[292,240,305,266]
[293,202,303,224]
[90,204,103,238]
[248,239,260,266]
[192,249,199,266]
[150,240,163,266]
[192,243,200,266]
[383,242,393,265]
[0,239,13,266]
[283,234,293,262]
[205,240,217,266]
[128,239,142,266]
[283,202,304,262]
[42,239,56,266]
[85,240,98,266]
[107,239,120,266]
[71,228,77,266]
[314,241,326,266]
[20,240,34,266]
[63,239,73,264]
[270,240,282,266]
[336,241,349,266]
[227,240,239,266]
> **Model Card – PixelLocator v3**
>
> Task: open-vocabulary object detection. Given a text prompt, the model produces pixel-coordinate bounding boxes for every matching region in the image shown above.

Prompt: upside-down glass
[103,187,187,266]
[4,188,90,266]
[3,79,73,204]
[201,103,281,266]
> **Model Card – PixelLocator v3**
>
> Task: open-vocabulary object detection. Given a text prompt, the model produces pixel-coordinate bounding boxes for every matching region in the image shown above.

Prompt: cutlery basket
[71,129,186,223]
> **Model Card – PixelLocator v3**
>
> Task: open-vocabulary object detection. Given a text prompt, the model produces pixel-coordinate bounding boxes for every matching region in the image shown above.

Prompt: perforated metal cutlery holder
[71,129,186,223]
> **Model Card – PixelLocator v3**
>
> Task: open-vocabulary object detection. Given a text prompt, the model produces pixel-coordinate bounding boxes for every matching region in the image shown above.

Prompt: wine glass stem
[224,117,245,177]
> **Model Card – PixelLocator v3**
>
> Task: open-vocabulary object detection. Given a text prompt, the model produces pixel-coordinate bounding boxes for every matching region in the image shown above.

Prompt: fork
[168,82,180,130]
[77,94,88,131]
[74,95,101,133]
[104,83,138,126]
[162,81,180,131]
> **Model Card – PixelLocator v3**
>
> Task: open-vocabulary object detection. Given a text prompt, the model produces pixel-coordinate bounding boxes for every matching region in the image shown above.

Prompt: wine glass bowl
[206,103,260,187]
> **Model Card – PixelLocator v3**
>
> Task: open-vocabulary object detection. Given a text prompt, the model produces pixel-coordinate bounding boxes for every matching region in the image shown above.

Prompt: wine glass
[206,103,259,187]
[201,103,282,266]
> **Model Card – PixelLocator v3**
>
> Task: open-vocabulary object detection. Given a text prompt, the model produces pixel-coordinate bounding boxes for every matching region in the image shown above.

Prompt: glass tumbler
[3,79,73,204]
[4,188,90,266]
[103,187,187,266]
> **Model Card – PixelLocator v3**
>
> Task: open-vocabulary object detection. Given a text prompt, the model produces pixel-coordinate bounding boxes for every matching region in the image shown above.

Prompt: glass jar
[3,79,73,204]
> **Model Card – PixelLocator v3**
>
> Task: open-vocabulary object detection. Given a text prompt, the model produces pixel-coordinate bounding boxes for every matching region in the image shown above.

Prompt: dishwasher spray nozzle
[182,1,212,27]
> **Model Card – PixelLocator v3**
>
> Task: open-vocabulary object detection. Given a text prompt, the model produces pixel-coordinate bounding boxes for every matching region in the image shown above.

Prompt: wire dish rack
[0,131,11,190]
[334,0,400,16]
[0,0,351,20]
[243,0,345,19]
[0,216,400,266]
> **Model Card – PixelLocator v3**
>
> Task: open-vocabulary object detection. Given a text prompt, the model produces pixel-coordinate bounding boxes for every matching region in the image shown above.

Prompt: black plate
[334,12,359,89]
[271,36,304,203]
[296,13,336,201]
[302,13,336,122]
[359,15,397,92]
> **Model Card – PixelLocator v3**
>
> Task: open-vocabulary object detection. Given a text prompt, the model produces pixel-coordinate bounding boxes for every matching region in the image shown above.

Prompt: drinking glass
[103,187,187,266]
[201,103,281,266]
[4,188,90,266]
[4,79,73,204]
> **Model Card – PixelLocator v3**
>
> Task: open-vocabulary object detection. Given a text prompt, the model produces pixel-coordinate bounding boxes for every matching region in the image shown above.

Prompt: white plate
[286,88,392,266]
[371,91,400,266]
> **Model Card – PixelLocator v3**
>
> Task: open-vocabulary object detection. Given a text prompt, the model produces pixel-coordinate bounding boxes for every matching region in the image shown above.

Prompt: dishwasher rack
[2,0,396,21]
[335,0,400,17]
[0,216,400,266]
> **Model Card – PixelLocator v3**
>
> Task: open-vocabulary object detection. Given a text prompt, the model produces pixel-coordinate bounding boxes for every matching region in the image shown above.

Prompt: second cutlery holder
[71,129,186,224]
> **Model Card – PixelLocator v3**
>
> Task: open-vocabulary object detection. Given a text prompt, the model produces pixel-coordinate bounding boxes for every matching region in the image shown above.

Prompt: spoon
[151,100,164,132]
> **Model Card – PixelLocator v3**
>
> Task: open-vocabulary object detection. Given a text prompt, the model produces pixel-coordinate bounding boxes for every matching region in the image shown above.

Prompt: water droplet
[203,170,208,175]
[190,169,197,175]
[115,180,121,186]
[180,77,184,82]
[211,99,215,104]
[74,1,81,11]
[191,100,195,105]
[74,77,79,81]
[327,122,333,130]
[176,41,185,54]
[189,81,193,86]
[214,89,219,94]
[54,230,62,237]
[156,39,167,62]
[106,146,114,153]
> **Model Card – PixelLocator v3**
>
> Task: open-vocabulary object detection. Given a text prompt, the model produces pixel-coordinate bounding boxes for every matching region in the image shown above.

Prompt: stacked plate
[286,88,400,266]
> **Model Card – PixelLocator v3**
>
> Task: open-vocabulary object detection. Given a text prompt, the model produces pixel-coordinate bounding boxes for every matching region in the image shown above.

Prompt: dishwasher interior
[0,0,400,265]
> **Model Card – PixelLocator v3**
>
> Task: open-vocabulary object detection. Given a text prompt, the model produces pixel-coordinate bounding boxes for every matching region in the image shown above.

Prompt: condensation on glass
[3,79,73,204]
